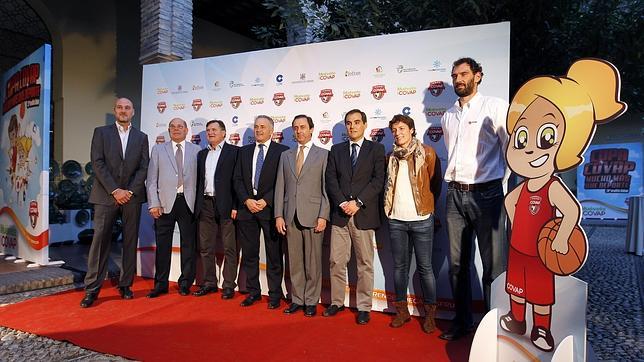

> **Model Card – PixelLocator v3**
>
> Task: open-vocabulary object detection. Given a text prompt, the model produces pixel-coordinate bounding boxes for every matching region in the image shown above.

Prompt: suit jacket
[234,141,289,221]
[89,124,149,205]
[195,142,239,219]
[325,139,386,229]
[274,143,330,228]
[146,140,200,213]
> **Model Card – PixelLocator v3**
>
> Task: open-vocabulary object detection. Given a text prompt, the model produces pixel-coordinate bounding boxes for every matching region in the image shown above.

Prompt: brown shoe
[422,303,437,333]
[390,301,411,328]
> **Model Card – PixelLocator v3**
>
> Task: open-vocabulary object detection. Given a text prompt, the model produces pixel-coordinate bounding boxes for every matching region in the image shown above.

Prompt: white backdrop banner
[139,22,510,315]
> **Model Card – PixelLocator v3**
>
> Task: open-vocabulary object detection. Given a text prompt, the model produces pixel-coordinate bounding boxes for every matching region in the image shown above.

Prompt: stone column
[140,0,192,64]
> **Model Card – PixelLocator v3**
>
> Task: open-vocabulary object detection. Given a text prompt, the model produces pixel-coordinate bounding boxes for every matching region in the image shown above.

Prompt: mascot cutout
[470,59,627,361]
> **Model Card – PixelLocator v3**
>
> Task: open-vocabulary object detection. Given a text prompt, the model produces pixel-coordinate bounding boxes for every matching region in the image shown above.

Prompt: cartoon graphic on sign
[500,59,626,352]
[5,112,35,205]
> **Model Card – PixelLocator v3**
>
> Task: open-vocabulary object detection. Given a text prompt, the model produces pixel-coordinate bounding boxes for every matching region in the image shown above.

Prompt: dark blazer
[234,141,289,221]
[89,124,149,205]
[195,142,239,219]
[325,139,386,229]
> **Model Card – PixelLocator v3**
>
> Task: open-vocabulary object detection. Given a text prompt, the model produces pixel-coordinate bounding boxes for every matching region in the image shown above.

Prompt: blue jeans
[446,181,507,327]
[389,216,436,304]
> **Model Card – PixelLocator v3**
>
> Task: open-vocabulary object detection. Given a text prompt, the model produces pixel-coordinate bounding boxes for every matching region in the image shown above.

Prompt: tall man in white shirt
[439,57,509,341]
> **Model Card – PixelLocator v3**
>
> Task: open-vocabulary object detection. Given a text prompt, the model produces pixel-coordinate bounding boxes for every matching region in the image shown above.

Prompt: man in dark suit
[234,115,288,309]
[323,109,386,324]
[194,120,239,299]
[274,115,330,317]
[146,117,200,298]
[81,97,149,308]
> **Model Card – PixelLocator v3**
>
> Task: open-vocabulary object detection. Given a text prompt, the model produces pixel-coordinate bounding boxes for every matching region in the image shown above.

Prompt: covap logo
[318,130,332,145]
[273,92,286,106]
[230,96,242,109]
[319,72,336,80]
[192,99,203,111]
[157,102,167,113]
[209,100,223,108]
[250,97,265,105]
[319,89,334,103]
[428,81,445,97]
[427,127,443,142]
[294,94,311,102]
[371,85,387,100]
[397,86,417,96]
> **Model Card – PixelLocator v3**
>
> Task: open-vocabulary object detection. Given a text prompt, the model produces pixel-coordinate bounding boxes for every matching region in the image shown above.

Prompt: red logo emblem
[529,196,542,215]
[428,81,445,97]
[192,99,202,111]
[272,132,283,143]
[157,102,167,113]
[29,200,38,228]
[190,134,201,144]
[318,130,332,145]
[228,133,240,145]
[371,85,387,100]
[427,127,443,142]
[155,135,165,144]
[230,96,242,109]
[370,128,385,142]
[319,89,334,103]
[273,93,285,106]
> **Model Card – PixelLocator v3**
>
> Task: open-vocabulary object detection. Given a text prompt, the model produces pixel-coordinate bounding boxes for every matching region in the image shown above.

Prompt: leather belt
[448,179,501,192]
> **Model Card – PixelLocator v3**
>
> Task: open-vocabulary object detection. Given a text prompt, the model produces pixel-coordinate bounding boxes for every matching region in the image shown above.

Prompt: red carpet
[0,278,472,361]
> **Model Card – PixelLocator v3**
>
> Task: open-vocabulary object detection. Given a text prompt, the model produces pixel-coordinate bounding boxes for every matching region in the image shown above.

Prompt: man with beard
[439,57,509,341]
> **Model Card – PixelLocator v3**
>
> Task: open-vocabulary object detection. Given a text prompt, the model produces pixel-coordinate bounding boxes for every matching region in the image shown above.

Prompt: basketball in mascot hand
[537,218,588,276]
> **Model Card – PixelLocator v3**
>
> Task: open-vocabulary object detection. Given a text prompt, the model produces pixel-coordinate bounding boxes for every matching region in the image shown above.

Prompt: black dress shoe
[118,287,133,300]
[322,304,345,317]
[221,288,235,299]
[304,305,317,317]
[147,288,168,298]
[283,303,303,314]
[179,286,191,296]
[267,299,281,309]
[80,293,97,308]
[439,325,468,341]
[240,295,261,307]
[357,311,370,325]
[192,286,218,297]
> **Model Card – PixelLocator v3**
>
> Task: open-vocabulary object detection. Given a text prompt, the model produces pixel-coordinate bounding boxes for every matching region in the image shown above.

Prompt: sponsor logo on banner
[402,106,411,116]
[583,148,637,192]
[294,94,311,102]
[396,65,419,73]
[232,116,239,124]
[156,87,168,95]
[229,80,244,88]
[209,100,223,108]
[172,103,185,111]
[28,200,38,228]
[369,108,387,121]
[191,120,203,128]
[292,73,313,84]
[228,133,240,145]
[191,134,201,144]
[156,135,165,144]
[370,128,385,143]
[192,84,204,91]
[275,74,284,84]
[425,107,447,117]
[397,86,417,96]
[318,130,332,145]
[192,99,203,111]
[273,92,286,106]
[427,127,443,142]
[155,122,167,128]
[322,112,329,119]
[250,97,265,105]
[272,132,284,143]
[428,81,445,97]
[371,85,387,100]
[343,90,361,99]
[319,72,336,80]
[319,89,334,103]
[230,96,242,109]
[529,195,542,215]
[157,102,167,113]
[272,115,287,123]
[252,77,265,87]
[212,80,221,90]
[373,66,386,78]
[171,85,187,94]
[345,70,361,77]
[428,60,447,72]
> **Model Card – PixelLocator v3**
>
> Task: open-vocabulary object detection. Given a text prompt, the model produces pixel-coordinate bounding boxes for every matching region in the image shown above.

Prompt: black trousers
[198,196,238,289]
[238,217,283,301]
[85,202,142,294]
[153,194,197,289]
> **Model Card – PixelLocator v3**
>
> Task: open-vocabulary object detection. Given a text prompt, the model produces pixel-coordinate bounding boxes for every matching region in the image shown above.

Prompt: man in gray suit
[146,117,200,297]
[274,114,330,317]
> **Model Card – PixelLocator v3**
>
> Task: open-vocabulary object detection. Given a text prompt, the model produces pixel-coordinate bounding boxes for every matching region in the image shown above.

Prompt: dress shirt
[204,142,223,196]
[172,140,186,193]
[440,92,509,184]
[296,140,313,164]
[251,140,271,195]
[116,122,131,159]
[348,137,365,159]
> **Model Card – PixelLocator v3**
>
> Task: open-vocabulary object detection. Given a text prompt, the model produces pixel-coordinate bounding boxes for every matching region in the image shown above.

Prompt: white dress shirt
[204,142,223,196]
[116,122,131,159]
[252,140,271,195]
[440,92,509,184]
[172,139,186,193]
[296,140,314,164]
[348,137,365,158]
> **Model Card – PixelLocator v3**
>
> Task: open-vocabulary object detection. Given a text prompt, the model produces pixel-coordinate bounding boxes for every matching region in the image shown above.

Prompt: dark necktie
[351,143,358,169]
[254,143,265,190]
[176,143,184,189]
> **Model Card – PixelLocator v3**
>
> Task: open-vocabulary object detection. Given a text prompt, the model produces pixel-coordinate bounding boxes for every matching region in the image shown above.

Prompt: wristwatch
[355,199,364,208]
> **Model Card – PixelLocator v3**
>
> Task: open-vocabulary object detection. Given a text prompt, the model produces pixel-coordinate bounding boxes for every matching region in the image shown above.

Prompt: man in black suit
[323,109,386,324]
[194,120,239,299]
[234,115,288,309]
[81,97,149,308]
